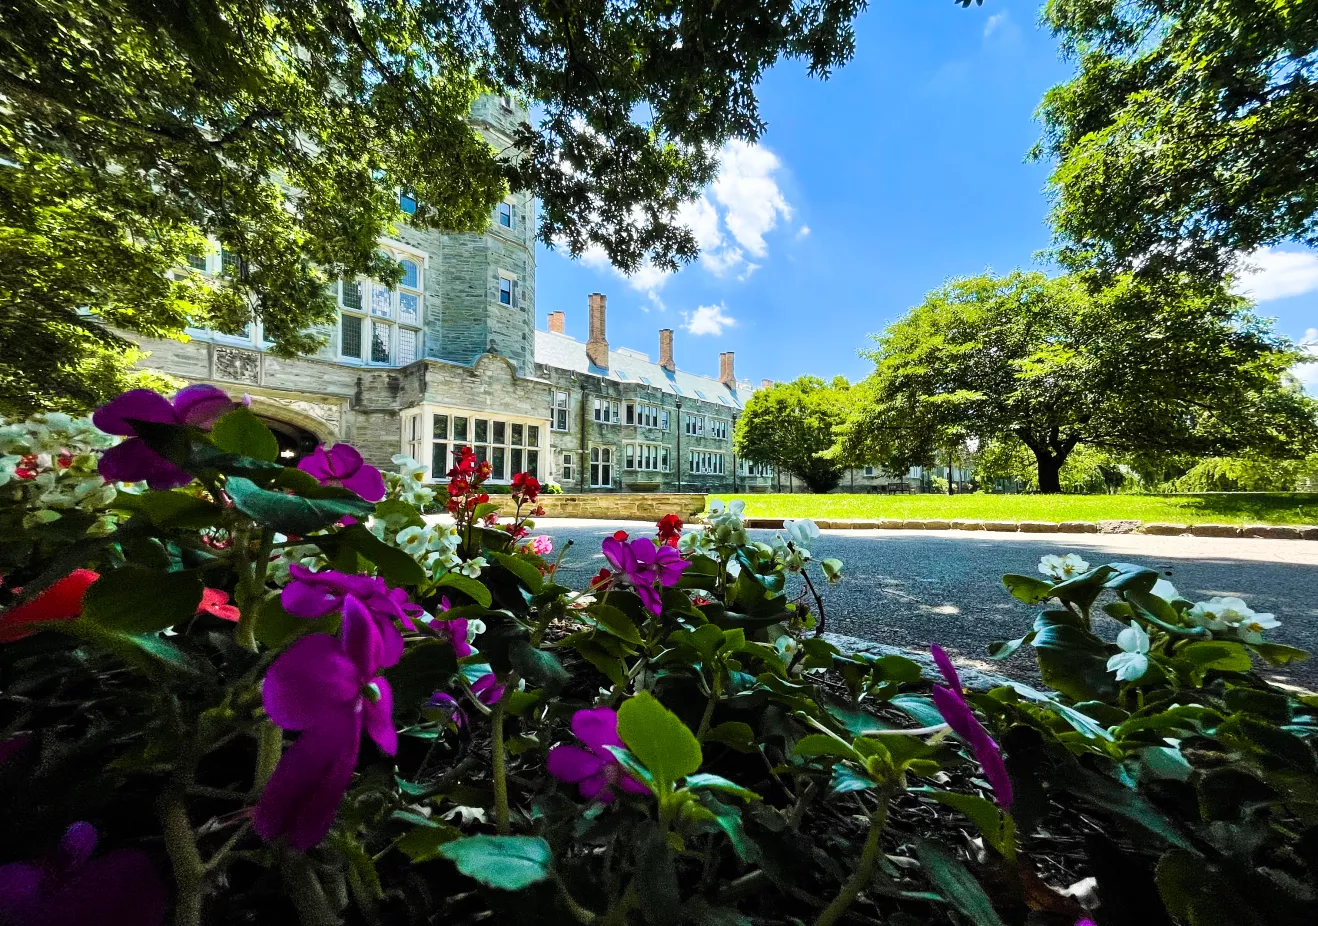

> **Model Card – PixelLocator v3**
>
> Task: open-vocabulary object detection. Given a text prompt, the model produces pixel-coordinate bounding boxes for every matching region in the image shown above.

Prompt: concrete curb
[736,516,1318,540]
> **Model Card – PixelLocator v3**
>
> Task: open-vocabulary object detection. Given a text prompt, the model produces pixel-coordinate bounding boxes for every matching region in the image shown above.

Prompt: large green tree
[1,0,870,414]
[735,376,854,493]
[1036,0,1318,276]
[841,270,1318,492]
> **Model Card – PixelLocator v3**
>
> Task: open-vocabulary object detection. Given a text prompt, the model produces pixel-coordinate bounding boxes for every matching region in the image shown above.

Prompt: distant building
[128,97,773,492]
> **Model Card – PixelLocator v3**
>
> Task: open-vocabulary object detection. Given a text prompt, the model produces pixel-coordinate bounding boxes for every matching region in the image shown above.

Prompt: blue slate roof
[534,330,753,409]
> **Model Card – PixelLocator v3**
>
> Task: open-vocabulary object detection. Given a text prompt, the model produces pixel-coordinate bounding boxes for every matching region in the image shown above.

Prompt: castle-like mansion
[133,96,775,493]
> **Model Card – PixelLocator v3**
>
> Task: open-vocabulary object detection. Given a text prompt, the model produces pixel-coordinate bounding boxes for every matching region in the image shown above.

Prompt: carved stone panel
[213,347,260,385]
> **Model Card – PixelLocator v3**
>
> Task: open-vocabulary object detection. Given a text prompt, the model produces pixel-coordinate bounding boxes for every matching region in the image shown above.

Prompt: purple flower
[298,444,386,502]
[0,821,167,926]
[600,536,691,615]
[255,596,397,850]
[427,617,472,658]
[428,673,504,728]
[281,564,420,666]
[930,644,1013,810]
[546,706,648,803]
[93,385,235,489]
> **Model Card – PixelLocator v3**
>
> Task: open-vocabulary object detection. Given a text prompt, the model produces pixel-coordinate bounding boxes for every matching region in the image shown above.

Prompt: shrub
[0,392,1313,926]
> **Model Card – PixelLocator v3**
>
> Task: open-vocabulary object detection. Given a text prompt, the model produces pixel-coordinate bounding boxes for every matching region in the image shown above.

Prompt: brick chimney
[760,378,773,390]
[659,328,675,372]
[718,351,736,388]
[548,311,565,334]
[586,293,608,368]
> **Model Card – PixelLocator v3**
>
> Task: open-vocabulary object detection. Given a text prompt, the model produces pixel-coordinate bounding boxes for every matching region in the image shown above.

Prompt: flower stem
[159,791,205,926]
[280,848,340,926]
[812,792,891,926]
[695,676,720,741]
[233,524,273,652]
[553,871,598,924]
[252,721,282,797]
[801,566,828,636]
[491,694,510,835]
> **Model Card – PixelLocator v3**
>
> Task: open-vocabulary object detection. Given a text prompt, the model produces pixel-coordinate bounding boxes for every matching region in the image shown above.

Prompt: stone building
[130,94,772,493]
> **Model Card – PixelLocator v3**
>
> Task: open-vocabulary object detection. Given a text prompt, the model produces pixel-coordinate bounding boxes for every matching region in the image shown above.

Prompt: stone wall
[496,493,708,521]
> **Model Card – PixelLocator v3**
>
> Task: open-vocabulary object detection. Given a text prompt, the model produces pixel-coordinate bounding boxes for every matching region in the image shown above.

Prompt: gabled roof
[534,330,753,409]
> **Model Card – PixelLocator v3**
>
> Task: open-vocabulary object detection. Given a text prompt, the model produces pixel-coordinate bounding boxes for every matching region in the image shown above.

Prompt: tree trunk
[1035,453,1064,494]
[946,447,955,495]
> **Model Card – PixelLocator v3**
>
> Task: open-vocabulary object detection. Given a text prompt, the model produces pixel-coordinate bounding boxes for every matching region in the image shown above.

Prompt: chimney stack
[760,378,773,391]
[586,293,609,368]
[547,311,565,334]
[718,351,736,388]
[659,328,675,372]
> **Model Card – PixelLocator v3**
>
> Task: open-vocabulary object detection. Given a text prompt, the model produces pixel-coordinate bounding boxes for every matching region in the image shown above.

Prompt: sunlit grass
[707,493,1318,525]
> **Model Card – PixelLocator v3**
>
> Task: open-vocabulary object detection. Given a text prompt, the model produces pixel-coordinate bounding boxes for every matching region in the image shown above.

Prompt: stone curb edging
[730,516,1318,540]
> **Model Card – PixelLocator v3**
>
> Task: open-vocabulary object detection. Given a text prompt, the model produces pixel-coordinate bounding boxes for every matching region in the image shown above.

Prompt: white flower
[707,498,748,546]
[466,618,486,642]
[1038,553,1090,581]
[395,526,431,556]
[1150,578,1181,602]
[821,558,844,585]
[1106,621,1151,682]
[458,556,488,578]
[677,531,708,555]
[783,518,820,547]
[442,806,488,825]
[1187,596,1280,642]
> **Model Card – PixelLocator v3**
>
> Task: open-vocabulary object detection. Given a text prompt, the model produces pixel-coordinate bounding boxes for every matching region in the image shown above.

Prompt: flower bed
[1,393,1315,926]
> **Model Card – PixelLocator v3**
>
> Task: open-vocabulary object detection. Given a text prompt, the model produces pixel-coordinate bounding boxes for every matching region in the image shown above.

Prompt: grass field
[706,493,1318,526]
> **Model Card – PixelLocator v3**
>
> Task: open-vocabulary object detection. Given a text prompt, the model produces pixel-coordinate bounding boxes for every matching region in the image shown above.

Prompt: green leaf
[225,476,373,534]
[1050,564,1118,610]
[395,822,462,863]
[703,722,756,752]
[890,694,948,730]
[374,498,426,529]
[127,490,224,529]
[618,691,703,788]
[914,838,1006,926]
[922,790,1016,862]
[384,640,459,722]
[211,407,278,462]
[321,524,424,587]
[489,551,543,593]
[683,773,759,801]
[1250,642,1309,666]
[436,572,492,608]
[59,619,194,676]
[1176,641,1252,676]
[793,734,861,762]
[82,565,203,633]
[508,640,569,694]
[588,603,643,645]
[1001,573,1055,605]
[1031,623,1118,702]
[438,835,552,891]
[1156,848,1254,926]
[1065,767,1194,849]
[829,764,878,794]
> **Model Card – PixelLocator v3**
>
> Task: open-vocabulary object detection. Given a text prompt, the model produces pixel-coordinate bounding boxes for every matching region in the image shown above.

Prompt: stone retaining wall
[499,493,707,521]
[736,517,1318,539]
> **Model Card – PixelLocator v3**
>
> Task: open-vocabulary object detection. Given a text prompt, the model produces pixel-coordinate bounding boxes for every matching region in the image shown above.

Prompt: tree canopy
[840,270,1318,492]
[1036,0,1318,277]
[734,376,854,493]
[1,0,870,414]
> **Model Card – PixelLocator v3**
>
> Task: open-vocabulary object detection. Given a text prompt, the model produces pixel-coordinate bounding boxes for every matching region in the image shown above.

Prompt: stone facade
[127,94,771,494]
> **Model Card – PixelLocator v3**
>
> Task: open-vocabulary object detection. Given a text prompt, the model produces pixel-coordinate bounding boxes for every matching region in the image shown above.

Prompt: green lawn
[707,493,1318,526]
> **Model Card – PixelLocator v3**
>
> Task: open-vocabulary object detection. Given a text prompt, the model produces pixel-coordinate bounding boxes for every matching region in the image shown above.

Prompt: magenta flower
[930,644,1013,810]
[427,617,472,658]
[600,536,690,614]
[281,564,419,665]
[298,443,386,502]
[546,706,649,803]
[93,384,235,489]
[428,673,504,728]
[255,596,397,850]
[0,821,167,926]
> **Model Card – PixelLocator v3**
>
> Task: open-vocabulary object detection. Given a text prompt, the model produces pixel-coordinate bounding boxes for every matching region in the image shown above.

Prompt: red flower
[612,530,629,542]
[14,454,39,480]
[198,588,240,622]
[656,514,683,547]
[0,570,99,643]
[511,472,541,503]
[590,568,612,589]
[56,452,73,468]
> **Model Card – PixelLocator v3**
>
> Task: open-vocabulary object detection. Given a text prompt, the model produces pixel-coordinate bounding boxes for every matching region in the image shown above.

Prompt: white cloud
[1232,247,1318,301]
[983,13,1007,37]
[683,303,737,336]
[712,140,792,258]
[796,225,811,239]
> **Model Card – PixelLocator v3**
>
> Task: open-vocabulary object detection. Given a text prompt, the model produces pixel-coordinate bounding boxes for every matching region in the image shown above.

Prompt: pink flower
[280,564,420,666]
[255,596,396,850]
[93,385,235,489]
[428,673,504,728]
[930,644,1013,809]
[528,535,553,556]
[298,444,386,502]
[600,536,690,614]
[427,618,471,658]
[546,706,648,803]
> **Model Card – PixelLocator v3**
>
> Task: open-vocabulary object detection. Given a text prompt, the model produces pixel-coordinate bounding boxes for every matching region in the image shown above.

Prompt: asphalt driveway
[534,521,1318,690]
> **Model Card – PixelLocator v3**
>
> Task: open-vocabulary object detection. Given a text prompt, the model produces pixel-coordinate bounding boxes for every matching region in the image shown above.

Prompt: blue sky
[534,0,1318,389]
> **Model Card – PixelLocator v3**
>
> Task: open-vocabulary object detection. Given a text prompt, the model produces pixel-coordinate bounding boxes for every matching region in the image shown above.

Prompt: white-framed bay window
[403,405,547,483]
[623,442,666,472]
[688,450,724,475]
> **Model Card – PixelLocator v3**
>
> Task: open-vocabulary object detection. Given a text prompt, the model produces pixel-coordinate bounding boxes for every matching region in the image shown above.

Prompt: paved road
[534,520,1318,690]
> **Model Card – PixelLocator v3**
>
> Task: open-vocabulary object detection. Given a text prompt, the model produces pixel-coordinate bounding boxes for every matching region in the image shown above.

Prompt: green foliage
[975,434,1128,494]
[1036,0,1318,277]
[437,835,552,891]
[841,270,1318,492]
[1169,455,1318,493]
[0,0,873,414]
[734,375,854,492]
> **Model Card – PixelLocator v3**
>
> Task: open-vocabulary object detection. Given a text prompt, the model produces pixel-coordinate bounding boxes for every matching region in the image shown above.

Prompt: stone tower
[425,93,537,375]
